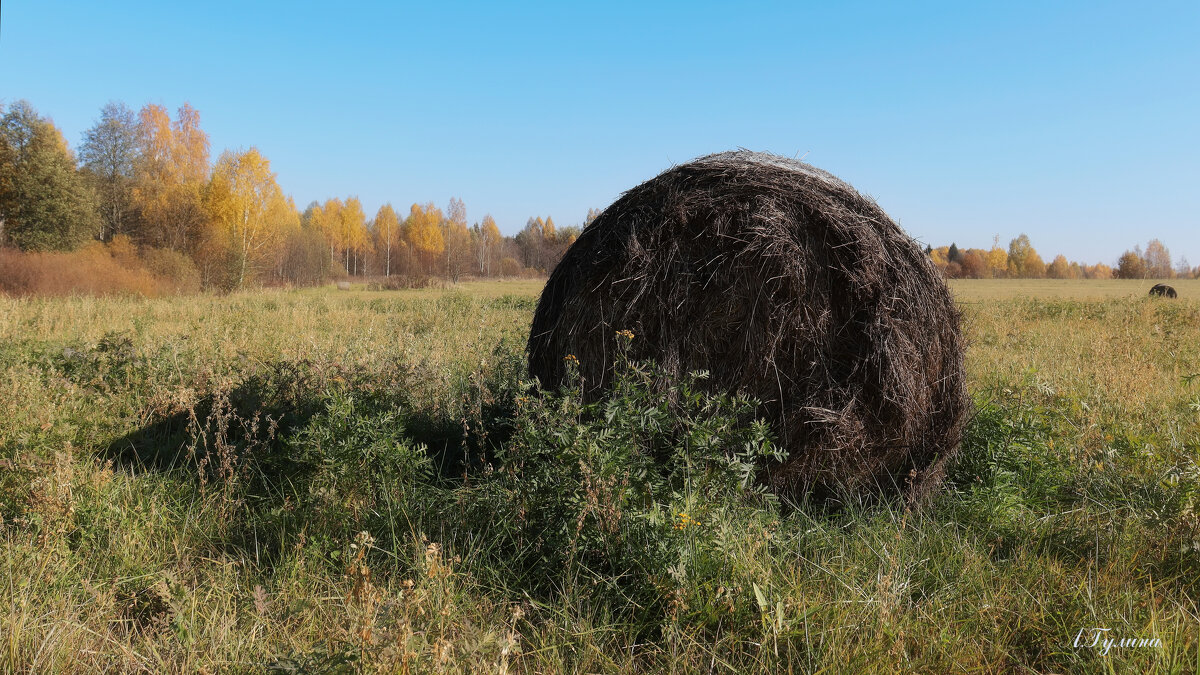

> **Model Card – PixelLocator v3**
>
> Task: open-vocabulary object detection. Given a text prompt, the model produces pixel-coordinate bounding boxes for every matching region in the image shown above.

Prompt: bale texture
[527,151,969,501]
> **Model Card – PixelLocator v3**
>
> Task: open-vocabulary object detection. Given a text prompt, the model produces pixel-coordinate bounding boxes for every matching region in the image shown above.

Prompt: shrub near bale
[499,257,522,277]
[141,247,201,293]
[464,345,783,625]
[528,151,969,502]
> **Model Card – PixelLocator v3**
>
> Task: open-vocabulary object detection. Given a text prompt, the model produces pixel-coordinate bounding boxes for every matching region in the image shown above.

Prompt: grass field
[2,279,1199,673]
[949,278,1199,302]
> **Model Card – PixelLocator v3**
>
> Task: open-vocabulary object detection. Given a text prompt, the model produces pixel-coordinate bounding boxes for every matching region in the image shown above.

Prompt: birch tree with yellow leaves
[205,147,296,288]
[406,202,444,274]
[473,213,501,275]
[443,197,471,280]
[373,203,400,276]
[131,103,210,251]
[340,196,369,275]
[308,197,343,270]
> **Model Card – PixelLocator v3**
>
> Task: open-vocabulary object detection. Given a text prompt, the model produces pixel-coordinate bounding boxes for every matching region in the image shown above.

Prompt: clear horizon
[2,1,1197,265]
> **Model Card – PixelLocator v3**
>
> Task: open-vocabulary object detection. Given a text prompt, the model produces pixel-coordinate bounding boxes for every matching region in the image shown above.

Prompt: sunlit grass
[950,277,1200,301]
[1,280,1198,672]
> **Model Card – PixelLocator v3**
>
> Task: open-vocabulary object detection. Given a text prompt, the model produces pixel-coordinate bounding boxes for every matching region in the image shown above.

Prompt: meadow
[949,278,1200,302]
[2,279,1198,673]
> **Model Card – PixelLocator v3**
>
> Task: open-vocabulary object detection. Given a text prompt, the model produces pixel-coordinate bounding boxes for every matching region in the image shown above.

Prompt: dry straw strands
[528,151,969,502]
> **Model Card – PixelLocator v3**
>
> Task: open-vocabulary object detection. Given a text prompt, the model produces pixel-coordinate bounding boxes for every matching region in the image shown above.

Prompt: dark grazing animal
[1149,284,1177,298]
[527,151,969,503]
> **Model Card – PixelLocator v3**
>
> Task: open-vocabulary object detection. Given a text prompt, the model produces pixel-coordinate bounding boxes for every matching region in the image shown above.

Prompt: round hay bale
[527,151,969,502]
[1149,284,1177,298]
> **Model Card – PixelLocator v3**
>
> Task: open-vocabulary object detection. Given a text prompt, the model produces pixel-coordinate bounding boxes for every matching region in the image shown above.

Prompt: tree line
[0,99,585,291]
[927,235,1196,280]
[3,98,1194,293]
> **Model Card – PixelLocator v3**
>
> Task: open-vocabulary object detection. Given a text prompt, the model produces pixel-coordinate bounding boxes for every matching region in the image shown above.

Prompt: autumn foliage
[2,96,1194,296]
[926,234,1154,280]
[0,99,583,295]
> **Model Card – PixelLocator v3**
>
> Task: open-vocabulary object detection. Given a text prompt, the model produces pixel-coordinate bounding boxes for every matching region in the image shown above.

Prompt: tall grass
[1,286,1198,672]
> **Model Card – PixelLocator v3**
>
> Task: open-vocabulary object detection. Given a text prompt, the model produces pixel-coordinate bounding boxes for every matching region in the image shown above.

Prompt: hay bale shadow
[103,360,477,484]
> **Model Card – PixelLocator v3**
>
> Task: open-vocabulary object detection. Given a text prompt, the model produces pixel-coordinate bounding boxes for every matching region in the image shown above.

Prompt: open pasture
[949,278,1200,302]
[2,280,1198,673]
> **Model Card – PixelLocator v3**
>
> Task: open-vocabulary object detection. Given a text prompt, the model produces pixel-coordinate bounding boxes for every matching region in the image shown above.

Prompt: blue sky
[2,1,1197,264]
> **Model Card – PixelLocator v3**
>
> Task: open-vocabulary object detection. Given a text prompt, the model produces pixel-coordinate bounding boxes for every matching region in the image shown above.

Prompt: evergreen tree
[0,101,98,250]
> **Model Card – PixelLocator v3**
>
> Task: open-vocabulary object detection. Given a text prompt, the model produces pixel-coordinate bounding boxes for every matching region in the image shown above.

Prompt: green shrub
[453,344,783,629]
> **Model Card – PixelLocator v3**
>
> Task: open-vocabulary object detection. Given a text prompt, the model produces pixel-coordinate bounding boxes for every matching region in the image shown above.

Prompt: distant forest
[0,98,1193,296]
[925,236,1195,280]
[0,99,594,295]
